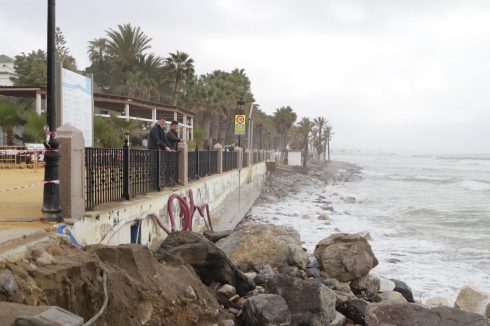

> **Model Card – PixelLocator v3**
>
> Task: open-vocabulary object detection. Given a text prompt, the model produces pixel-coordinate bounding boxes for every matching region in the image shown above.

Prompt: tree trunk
[303,136,308,168]
[5,127,14,146]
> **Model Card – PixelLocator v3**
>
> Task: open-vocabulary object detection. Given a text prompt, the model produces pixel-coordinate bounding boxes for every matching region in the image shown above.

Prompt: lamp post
[236,98,245,147]
[247,103,258,149]
[41,0,62,221]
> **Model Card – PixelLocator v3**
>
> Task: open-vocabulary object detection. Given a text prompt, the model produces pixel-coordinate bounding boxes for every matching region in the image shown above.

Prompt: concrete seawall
[69,162,267,249]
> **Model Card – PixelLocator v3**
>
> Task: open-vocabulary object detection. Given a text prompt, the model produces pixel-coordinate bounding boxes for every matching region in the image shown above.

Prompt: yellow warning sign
[235,115,246,135]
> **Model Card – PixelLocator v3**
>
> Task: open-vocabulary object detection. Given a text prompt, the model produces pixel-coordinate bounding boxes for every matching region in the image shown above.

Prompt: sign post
[235,114,246,147]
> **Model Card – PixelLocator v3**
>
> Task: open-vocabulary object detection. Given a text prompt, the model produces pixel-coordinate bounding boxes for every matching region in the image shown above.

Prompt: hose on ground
[83,273,108,326]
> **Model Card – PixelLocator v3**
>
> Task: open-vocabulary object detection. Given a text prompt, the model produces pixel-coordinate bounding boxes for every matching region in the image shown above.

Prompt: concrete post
[151,108,157,122]
[214,143,223,174]
[57,124,85,222]
[244,149,252,166]
[124,103,130,121]
[35,92,42,115]
[235,146,243,169]
[190,117,194,140]
[183,115,188,141]
[178,142,188,185]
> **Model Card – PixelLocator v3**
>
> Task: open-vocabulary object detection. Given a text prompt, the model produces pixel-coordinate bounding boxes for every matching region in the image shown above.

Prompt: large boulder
[266,273,336,325]
[455,285,489,315]
[314,233,378,282]
[366,302,490,326]
[240,294,291,326]
[217,224,309,271]
[154,231,255,295]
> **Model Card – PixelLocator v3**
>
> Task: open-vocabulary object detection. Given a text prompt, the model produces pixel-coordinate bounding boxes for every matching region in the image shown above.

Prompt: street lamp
[236,98,245,147]
[41,0,62,221]
[247,103,258,149]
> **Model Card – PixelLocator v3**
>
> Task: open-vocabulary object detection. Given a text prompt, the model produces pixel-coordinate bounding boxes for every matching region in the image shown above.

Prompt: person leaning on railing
[148,118,173,151]
[166,120,181,151]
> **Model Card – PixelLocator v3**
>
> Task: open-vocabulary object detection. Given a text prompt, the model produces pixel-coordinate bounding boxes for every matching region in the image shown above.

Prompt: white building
[0,55,16,86]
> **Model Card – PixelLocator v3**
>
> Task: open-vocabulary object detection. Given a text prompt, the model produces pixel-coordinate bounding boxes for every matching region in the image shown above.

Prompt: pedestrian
[148,119,172,151]
[166,120,181,151]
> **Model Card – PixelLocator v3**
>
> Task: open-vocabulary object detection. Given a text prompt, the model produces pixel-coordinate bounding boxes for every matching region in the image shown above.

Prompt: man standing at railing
[166,120,181,151]
[148,119,172,151]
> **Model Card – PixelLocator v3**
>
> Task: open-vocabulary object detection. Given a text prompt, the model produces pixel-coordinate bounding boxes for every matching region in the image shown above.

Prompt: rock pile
[1,223,489,326]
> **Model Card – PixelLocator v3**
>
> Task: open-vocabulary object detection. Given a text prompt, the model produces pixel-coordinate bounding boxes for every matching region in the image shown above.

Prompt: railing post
[123,136,130,200]
[157,150,162,191]
[57,124,85,221]
[178,142,188,185]
[196,144,200,180]
[214,143,223,174]
[208,146,211,176]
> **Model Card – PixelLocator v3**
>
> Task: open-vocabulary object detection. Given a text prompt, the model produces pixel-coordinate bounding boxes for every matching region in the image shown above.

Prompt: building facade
[0,55,16,86]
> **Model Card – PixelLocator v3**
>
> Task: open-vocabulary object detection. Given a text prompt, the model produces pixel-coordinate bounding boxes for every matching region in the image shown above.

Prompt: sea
[249,152,490,304]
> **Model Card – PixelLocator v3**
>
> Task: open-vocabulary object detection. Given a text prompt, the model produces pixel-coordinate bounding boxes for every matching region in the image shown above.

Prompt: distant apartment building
[0,54,16,86]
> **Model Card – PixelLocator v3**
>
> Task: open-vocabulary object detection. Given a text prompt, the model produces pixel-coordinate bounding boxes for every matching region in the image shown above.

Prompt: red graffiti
[166,190,213,233]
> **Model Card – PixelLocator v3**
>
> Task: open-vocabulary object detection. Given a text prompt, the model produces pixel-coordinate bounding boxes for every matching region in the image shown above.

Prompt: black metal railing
[243,151,249,167]
[223,151,234,171]
[210,150,218,175]
[253,151,259,164]
[85,148,125,209]
[85,148,179,209]
[198,150,210,178]
[158,150,179,188]
[188,149,199,181]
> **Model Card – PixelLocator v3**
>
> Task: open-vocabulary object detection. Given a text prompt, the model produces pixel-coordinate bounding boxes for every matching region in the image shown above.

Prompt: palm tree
[297,117,313,167]
[313,116,328,159]
[0,101,25,145]
[105,23,152,75]
[165,51,195,105]
[88,38,108,62]
[273,106,297,150]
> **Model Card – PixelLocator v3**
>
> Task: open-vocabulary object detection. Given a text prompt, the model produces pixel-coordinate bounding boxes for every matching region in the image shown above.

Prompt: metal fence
[85,148,179,209]
[188,149,219,181]
[253,151,259,164]
[85,148,125,210]
[223,151,236,172]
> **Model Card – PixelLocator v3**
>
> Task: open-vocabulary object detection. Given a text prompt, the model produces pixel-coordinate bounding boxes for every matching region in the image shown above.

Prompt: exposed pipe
[83,273,108,326]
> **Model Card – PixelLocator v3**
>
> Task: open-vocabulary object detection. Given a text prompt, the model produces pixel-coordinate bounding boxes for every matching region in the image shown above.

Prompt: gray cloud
[1,0,490,153]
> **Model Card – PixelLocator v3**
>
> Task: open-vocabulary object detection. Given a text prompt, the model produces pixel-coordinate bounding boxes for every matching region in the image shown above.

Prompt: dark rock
[306,266,321,278]
[155,231,255,296]
[391,279,415,303]
[266,273,336,325]
[387,258,401,264]
[240,294,291,326]
[314,233,378,282]
[203,230,233,243]
[254,265,275,285]
[337,299,370,325]
[365,302,490,326]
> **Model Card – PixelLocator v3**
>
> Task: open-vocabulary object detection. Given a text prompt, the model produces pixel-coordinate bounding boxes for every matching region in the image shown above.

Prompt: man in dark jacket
[166,120,181,151]
[148,119,171,151]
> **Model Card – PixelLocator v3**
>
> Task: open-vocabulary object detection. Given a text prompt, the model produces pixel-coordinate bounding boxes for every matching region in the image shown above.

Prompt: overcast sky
[2,0,490,154]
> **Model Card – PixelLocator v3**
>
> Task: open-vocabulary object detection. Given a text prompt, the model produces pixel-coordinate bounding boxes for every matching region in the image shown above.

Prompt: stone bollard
[214,143,223,173]
[245,149,252,166]
[57,124,85,222]
[178,142,188,185]
[235,146,243,169]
